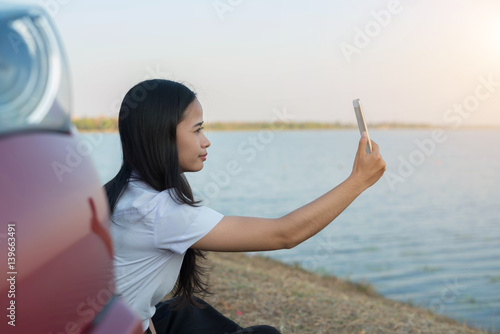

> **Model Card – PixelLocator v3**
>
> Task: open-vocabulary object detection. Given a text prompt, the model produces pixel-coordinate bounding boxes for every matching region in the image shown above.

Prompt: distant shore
[193,252,497,334]
[72,118,499,132]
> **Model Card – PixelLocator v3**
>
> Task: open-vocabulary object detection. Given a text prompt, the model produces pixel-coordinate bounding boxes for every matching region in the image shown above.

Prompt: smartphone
[353,99,373,153]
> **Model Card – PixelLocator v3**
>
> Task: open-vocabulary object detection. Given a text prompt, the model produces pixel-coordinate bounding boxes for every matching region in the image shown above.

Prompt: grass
[194,252,497,334]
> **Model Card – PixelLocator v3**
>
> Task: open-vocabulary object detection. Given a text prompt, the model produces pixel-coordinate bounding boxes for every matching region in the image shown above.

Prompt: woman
[105,79,386,334]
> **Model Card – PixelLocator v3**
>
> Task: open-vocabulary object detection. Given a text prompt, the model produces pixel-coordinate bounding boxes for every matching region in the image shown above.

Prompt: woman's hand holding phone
[349,99,386,190]
[349,132,386,191]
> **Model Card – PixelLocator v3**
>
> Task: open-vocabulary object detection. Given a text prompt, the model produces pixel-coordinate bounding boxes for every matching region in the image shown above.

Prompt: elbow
[275,218,301,250]
[282,230,301,249]
[283,238,298,250]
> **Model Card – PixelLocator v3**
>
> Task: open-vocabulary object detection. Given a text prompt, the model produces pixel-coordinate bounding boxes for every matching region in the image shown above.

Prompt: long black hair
[105,79,209,309]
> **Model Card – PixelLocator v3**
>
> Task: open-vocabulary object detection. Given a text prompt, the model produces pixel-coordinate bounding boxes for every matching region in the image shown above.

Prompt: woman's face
[176,98,211,172]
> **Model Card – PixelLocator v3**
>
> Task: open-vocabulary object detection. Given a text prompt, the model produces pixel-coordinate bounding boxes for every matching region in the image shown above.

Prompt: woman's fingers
[351,136,386,189]
[358,132,369,154]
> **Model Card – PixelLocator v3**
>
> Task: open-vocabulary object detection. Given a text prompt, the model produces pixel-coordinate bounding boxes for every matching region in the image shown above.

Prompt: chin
[184,164,204,173]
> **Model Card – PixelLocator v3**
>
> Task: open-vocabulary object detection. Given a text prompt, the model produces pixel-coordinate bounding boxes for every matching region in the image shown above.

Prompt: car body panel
[0,3,142,333]
[0,131,142,333]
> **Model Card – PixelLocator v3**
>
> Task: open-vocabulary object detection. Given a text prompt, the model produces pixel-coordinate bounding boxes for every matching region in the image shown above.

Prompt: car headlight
[0,5,71,136]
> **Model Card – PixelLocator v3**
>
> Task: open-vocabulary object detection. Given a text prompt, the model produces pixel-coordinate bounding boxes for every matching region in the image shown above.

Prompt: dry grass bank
[202,252,494,334]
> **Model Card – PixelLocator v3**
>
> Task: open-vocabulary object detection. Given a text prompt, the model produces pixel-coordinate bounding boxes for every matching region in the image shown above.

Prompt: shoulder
[113,180,175,217]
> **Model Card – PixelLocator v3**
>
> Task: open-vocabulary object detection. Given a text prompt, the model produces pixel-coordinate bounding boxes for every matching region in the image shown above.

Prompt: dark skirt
[144,297,280,334]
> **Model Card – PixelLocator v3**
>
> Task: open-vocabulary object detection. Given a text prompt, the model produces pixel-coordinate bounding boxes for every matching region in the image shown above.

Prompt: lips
[199,153,207,160]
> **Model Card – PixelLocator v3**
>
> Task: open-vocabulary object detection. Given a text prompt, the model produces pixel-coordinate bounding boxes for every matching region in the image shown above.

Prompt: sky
[17,0,500,126]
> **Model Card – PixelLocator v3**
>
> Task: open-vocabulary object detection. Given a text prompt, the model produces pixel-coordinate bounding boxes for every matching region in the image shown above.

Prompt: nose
[201,132,211,148]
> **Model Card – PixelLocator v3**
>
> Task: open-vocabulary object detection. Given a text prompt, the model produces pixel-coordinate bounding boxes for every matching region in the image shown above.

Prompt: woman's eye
[195,126,204,133]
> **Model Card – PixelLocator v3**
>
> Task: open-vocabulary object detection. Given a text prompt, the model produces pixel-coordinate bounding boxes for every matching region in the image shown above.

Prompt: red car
[0,5,142,333]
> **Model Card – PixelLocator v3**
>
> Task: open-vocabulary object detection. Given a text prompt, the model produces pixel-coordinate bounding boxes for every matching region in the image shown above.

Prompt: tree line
[72,117,437,132]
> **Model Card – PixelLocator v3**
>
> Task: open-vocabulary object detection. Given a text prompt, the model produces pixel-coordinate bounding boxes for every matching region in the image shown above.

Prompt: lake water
[84,129,500,332]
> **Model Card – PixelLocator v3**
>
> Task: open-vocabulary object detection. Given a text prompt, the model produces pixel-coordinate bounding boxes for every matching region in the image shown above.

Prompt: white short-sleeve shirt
[111,179,223,331]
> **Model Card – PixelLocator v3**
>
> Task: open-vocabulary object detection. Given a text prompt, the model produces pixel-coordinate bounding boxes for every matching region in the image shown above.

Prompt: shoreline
[198,252,496,334]
[71,118,500,132]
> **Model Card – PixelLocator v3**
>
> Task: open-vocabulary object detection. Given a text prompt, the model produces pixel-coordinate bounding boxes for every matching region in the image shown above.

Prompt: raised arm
[192,133,386,252]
